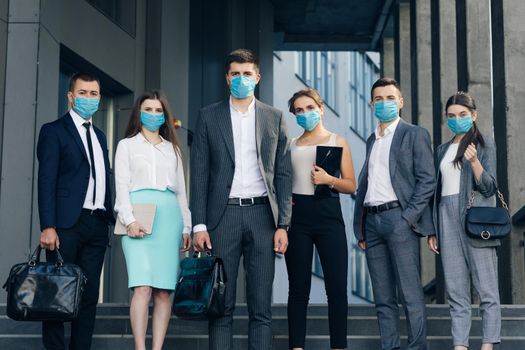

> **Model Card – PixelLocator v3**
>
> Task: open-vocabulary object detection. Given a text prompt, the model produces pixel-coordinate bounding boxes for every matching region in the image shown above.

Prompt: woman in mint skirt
[114,90,191,350]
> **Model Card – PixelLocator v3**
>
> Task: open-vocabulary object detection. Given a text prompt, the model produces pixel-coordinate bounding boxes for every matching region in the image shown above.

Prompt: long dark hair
[445,91,485,168]
[124,90,182,158]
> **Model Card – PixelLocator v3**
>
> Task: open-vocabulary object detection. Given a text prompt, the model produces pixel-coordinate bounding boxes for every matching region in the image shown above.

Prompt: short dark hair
[68,73,100,92]
[288,88,324,113]
[370,77,402,99]
[225,49,259,73]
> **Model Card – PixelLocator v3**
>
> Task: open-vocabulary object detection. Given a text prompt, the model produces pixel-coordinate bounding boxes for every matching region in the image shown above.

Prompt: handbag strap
[28,246,65,267]
[467,189,509,211]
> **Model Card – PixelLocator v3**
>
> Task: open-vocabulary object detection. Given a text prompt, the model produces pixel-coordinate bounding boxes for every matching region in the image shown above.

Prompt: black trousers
[285,194,348,349]
[43,210,109,350]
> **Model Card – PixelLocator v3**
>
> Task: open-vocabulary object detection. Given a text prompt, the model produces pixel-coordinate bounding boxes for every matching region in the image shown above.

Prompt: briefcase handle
[29,246,65,267]
[192,248,213,259]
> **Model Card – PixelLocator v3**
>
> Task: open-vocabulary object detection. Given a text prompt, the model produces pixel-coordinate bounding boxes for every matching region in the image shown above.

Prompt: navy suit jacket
[37,113,114,230]
[353,119,436,241]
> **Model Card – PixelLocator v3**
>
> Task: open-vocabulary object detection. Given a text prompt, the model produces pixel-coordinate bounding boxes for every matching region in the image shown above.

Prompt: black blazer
[37,113,114,230]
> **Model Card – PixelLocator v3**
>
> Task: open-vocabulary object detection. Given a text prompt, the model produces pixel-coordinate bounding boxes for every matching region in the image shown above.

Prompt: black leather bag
[3,246,87,321]
[466,190,511,240]
[172,250,226,320]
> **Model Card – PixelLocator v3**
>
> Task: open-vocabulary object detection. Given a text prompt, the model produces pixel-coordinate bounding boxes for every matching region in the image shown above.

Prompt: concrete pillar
[381,37,396,78]
[492,0,525,303]
[0,0,40,278]
[465,0,493,135]
[438,0,458,143]
[413,0,435,289]
[397,1,412,119]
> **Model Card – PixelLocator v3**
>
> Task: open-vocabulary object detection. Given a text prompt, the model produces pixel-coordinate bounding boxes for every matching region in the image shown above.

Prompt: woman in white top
[114,90,191,350]
[428,92,500,350]
[285,88,356,350]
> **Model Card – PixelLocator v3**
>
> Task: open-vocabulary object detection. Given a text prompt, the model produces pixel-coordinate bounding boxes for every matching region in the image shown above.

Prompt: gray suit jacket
[432,135,500,248]
[190,99,292,232]
[353,119,436,241]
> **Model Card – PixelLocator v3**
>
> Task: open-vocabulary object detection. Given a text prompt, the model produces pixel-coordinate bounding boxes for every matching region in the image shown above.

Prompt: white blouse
[291,133,337,195]
[440,142,461,196]
[114,133,191,233]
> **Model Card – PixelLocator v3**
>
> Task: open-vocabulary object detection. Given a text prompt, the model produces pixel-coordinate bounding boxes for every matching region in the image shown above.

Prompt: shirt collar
[135,131,168,145]
[69,108,91,128]
[374,117,401,139]
[229,96,256,114]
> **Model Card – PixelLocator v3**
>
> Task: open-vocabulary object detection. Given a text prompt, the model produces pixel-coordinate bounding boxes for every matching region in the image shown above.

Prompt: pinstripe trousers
[208,202,276,350]
[439,194,501,347]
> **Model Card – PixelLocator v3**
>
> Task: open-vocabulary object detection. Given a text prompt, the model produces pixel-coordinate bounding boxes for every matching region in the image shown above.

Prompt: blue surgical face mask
[295,110,321,132]
[74,97,100,119]
[373,101,399,122]
[447,115,473,134]
[140,111,165,132]
[230,75,257,99]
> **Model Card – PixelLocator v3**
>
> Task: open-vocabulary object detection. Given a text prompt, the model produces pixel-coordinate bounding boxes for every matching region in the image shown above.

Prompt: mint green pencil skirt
[121,189,183,290]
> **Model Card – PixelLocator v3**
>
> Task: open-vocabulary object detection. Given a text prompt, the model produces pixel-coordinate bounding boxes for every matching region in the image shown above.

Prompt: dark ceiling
[271,0,395,51]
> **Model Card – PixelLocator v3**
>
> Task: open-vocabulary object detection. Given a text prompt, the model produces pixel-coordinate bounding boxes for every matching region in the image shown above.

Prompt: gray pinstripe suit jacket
[433,135,500,248]
[190,99,292,232]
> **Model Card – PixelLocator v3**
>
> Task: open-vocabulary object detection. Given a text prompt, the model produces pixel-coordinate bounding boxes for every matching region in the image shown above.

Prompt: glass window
[85,0,136,37]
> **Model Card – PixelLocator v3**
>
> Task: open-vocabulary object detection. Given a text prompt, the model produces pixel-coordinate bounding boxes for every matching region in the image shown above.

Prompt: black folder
[314,146,343,197]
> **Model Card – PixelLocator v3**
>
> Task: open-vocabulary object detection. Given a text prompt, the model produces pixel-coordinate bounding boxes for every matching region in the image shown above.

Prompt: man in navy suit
[37,73,114,350]
[353,78,435,350]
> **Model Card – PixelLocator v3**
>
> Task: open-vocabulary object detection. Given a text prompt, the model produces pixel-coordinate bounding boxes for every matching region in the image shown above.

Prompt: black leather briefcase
[3,246,87,321]
[172,250,226,320]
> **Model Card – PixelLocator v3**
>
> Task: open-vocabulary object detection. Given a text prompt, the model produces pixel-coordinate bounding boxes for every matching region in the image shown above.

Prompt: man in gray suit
[191,48,292,350]
[353,78,436,350]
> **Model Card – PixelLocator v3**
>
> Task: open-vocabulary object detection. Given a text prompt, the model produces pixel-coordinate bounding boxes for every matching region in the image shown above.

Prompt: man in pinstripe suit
[191,48,292,350]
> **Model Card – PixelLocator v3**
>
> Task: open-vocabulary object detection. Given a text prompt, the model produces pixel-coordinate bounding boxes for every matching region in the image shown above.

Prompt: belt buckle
[240,198,254,207]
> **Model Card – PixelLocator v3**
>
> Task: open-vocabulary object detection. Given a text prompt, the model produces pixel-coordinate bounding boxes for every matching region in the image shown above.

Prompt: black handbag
[465,190,511,240]
[172,250,226,320]
[3,246,87,321]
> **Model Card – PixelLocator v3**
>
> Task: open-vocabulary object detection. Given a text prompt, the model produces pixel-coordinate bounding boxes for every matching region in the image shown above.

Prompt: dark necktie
[82,122,97,205]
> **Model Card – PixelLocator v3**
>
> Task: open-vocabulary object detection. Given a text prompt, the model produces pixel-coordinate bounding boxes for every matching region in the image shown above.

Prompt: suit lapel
[217,100,235,162]
[63,113,88,160]
[389,119,406,179]
[255,100,266,160]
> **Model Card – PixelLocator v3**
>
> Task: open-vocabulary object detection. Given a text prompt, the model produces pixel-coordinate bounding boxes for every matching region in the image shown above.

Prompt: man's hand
[40,227,60,251]
[193,231,212,252]
[127,222,149,238]
[427,235,439,254]
[180,233,191,252]
[358,240,366,250]
[274,228,288,254]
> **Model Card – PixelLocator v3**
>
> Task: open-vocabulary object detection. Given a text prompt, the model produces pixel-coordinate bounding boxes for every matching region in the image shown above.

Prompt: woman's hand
[311,165,334,185]
[126,222,149,238]
[464,143,478,163]
[180,233,191,252]
[427,235,439,254]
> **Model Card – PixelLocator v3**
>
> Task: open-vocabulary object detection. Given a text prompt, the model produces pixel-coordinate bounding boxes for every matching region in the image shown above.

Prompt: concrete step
[1,304,524,349]
[0,335,522,350]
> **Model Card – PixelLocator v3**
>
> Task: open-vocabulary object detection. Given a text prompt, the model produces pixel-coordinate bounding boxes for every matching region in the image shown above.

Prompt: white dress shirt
[114,133,192,234]
[440,143,461,196]
[69,109,106,210]
[364,117,401,206]
[192,97,267,233]
[229,97,267,198]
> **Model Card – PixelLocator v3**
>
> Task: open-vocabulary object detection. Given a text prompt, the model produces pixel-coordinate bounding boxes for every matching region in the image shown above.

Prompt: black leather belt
[227,196,269,206]
[365,201,401,214]
[82,208,107,217]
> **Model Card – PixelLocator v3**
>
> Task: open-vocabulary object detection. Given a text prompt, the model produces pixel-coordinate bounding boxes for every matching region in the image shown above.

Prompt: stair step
[0,335,521,350]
